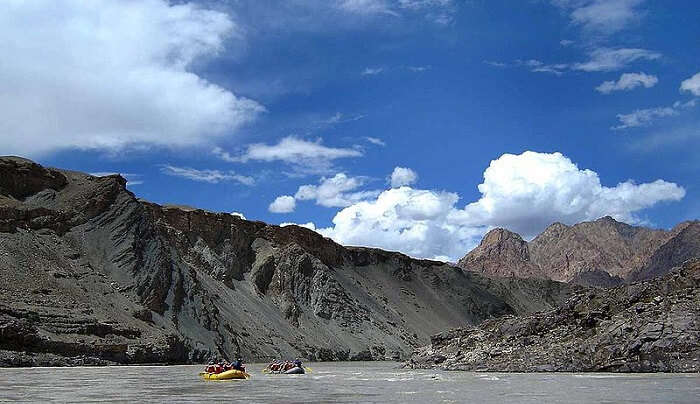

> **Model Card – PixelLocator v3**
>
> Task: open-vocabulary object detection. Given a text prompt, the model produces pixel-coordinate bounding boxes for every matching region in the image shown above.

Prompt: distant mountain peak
[459,216,699,286]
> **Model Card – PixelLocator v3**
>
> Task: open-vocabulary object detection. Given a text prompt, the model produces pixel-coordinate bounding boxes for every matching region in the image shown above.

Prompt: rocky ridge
[0,157,573,367]
[457,217,699,286]
[406,259,700,372]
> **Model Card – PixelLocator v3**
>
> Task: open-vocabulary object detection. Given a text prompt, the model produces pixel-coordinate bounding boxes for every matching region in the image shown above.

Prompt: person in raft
[292,359,302,369]
[231,358,245,372]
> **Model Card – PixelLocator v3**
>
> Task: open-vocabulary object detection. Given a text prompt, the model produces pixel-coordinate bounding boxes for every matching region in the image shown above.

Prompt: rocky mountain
[456,229,540,278]
[406,259,700,372]
[457,216,699,286]
[0,157,574,367]
[628,222,700,282]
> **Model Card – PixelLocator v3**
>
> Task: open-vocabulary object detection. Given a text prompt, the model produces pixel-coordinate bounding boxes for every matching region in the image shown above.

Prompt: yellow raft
[199,369,250,380]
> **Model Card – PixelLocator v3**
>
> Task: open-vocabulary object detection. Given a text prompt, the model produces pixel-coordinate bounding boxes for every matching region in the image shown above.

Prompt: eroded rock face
[406,259,700,373]
[0,157,573,367]
[457,217,699,286]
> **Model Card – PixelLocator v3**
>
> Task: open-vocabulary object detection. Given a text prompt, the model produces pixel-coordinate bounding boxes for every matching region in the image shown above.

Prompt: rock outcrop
[0,157,574,367]
[457,216,699,286]
[406,259,700,372]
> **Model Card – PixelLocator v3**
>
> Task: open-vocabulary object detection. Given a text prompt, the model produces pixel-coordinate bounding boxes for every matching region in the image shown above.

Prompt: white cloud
[0,0,264,157]
[484,60,508,68]
[365,137,387,146]
[612,107,678,129]
[569,0,645,34]
[338,0,398,16]
[517,59,568,75]
[318,187,475,260]
[533,64,569,75]
[390,167,418,187]
[450,152,684,238]
[407,66,431,72]
[269,195,296,213]
[362,67,385,76]
[322,112,365,125]
[514,48,659,76]
[673,99,698,109]
[294,173,380,207]
[318,151,685,261]
[680,72,700,96]
[214,136,363,175]
[560,39,575,46]
[280,222,317,231]
[552,0,645,35]
[160,165,254,185]
[336,0,456,23]
[230,212,247,219]
[596,72,658,93]
[397,0,456,24]
[573,48,661,72]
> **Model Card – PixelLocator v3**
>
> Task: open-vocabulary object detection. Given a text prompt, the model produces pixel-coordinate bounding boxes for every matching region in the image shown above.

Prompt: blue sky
[1,0,698,260]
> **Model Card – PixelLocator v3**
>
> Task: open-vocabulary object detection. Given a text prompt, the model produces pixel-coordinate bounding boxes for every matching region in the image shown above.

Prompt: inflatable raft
[199,369,250,380]
[284,366,305,374]
[263,366,308,374]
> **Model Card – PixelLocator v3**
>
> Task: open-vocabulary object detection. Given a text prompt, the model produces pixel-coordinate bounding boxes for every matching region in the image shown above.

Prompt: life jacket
[205,365,214,373]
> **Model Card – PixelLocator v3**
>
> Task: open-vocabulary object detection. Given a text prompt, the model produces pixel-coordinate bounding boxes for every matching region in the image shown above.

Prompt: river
[1,362,698,403]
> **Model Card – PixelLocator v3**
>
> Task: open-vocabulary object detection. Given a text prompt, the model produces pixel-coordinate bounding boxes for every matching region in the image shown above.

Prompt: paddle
[304,367,313,373]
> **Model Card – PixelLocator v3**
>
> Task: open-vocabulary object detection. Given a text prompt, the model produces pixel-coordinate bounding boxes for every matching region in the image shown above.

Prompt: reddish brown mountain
[457,216,699,286]
[456,228,541,278]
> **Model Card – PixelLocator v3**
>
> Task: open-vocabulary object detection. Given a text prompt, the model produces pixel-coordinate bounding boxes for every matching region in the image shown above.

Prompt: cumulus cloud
[318,187,475,260]
[680,72,700,96]
[390,167,418,187]
[160,165,254,185]
[596,72,658,93]
[612,107,678,129]
[449,152,684,238]
[295,173,380,208]
[230,212,247,219]
[573,48,661,72]
[214,136,363,175]
[0,0,264,157]
[269,195,296,213]
[317,151,685,261]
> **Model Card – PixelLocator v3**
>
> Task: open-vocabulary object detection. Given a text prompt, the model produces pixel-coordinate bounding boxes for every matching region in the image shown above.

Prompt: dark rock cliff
[406,259,700,373]
[0,157,573,367]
